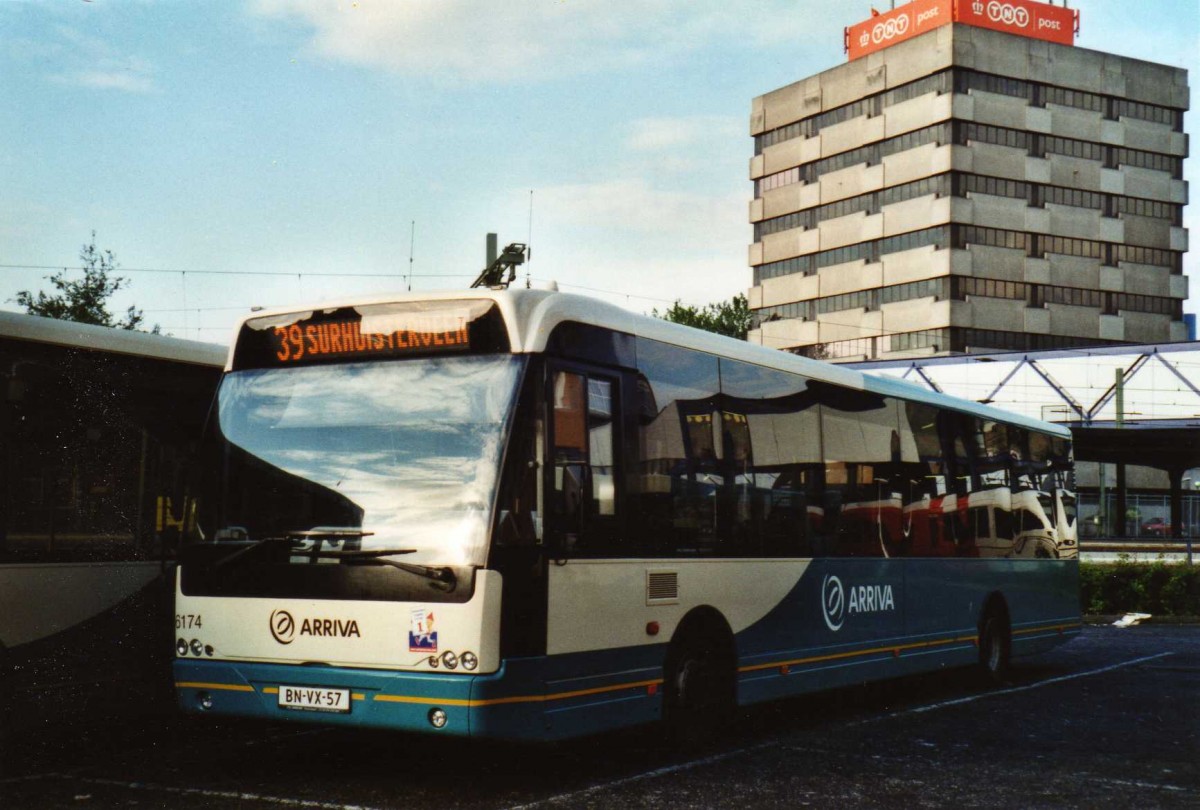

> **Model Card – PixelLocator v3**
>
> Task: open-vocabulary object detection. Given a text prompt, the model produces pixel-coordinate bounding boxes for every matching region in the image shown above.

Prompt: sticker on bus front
[277,686,351,714]
[409,608,437,652]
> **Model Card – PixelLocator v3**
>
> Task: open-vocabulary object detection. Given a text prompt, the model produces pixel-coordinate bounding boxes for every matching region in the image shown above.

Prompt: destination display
[269,318,470,364]
[232,300,510,369]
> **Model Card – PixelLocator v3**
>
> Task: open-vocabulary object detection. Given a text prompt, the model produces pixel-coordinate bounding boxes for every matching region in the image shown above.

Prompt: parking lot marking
[503,744,781,810]
[896,651,1175,717]
[505,651,1178,810]
[40,775,389,810]
[0,773,58,785]
[1091,777,1190,794]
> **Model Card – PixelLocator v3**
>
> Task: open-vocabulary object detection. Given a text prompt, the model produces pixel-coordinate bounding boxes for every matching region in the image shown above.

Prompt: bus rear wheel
[663,631,734,745]
[978,606,1011,685]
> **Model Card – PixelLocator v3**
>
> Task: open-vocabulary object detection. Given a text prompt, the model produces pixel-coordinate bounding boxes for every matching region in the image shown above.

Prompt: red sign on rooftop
[845,0,1077,61]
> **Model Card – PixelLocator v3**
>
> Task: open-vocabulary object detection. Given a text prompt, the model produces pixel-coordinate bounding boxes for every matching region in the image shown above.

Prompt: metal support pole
[1114,368,1126,537]
[1098,462,1107,537]
[1117,463,1128,537]
[1115,368,1124,429]
[1168,468,1189,565]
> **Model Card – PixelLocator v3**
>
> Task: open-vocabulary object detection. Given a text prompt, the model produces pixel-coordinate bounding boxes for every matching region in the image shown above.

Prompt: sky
[1,0,1197,345]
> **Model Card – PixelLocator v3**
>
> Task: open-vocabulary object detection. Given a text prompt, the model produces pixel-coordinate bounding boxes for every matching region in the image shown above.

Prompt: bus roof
[231,289,1070,439]
[0,309,226,367]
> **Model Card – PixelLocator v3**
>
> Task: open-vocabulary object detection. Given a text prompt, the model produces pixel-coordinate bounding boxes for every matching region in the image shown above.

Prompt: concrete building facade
[747,19,1189,361]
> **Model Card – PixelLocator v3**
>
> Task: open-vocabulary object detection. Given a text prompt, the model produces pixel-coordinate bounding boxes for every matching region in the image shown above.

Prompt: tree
[14,232,156,332]
[653,294,752,340]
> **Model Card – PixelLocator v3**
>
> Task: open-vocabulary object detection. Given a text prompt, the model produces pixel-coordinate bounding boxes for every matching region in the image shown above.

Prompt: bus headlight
[428,707,448,729]
[441,651,458,670]
[198,691,214,711]
[189,639,204,656]
[461,651,478,671]
[176,638,189,656]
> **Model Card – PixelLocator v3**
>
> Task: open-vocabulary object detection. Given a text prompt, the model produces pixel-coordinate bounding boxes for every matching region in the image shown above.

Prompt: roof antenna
[526,189,534,289]
[407,220,415,292]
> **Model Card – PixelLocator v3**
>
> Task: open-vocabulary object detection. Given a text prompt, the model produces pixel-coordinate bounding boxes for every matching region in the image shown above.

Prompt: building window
[756,175,950,240]
[756,68,1184,160]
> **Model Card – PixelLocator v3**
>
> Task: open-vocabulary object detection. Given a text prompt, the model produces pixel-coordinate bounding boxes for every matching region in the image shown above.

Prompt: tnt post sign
[846,0,1077,61]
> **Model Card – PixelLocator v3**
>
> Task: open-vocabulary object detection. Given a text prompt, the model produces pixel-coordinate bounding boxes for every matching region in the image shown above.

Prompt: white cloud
[535,178,742,238]
[40,27,157,93]
[624,116,742,152]
[249,0,828,83]
[69,70,156,93]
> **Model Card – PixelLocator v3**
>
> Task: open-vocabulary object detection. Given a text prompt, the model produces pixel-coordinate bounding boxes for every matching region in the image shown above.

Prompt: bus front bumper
[174,658,544,740]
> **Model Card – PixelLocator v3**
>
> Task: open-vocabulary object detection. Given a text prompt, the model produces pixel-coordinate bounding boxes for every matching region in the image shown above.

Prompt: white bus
[174,290,1078,741]
[0,311,223,731]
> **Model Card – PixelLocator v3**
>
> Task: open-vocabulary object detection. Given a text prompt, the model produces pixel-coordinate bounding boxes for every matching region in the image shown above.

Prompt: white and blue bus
[0,311,223,733]
[174,290,1078,741]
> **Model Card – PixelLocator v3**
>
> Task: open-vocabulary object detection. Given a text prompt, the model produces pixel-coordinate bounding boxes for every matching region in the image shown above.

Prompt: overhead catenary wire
[0,263,471,279]
[1,262,691,306]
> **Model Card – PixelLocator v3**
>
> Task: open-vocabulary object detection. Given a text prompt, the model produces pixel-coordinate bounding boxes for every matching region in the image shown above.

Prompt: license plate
[277,685,351,714]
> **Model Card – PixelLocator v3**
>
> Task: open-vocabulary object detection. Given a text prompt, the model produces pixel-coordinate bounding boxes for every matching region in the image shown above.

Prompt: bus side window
[552,372,588,529]
[550,370,619,555]
[633,340,720,556]
[586,378,615,518]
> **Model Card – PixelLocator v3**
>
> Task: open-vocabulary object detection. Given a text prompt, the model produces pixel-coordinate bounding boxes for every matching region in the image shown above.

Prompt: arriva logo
[821,575,896,632]
[822,575,846,631]
[871,13,910,44]
[269,609,361,645]
[270,609,296,644]
[987,1,1030,28]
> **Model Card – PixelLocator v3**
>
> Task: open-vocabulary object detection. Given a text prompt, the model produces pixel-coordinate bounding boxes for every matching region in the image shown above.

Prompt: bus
[0,310,223,732]
[173,290,1078,741]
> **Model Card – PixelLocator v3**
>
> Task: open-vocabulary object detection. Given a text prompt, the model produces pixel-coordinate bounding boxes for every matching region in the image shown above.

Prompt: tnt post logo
[987,1,1030,28]
[822,575,846,632]
[870,13,910,45]
[270,609,296,645]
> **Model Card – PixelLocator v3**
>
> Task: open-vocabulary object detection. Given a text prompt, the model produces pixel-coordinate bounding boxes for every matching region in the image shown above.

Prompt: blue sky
[1,0,1197,343]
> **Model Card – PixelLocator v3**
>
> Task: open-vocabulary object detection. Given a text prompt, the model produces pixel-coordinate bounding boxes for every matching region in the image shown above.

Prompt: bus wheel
[978,605,1011,685]
[664,626,734,745]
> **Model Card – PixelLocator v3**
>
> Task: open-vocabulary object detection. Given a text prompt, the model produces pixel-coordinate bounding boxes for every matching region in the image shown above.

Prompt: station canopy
[851,341,1200,473]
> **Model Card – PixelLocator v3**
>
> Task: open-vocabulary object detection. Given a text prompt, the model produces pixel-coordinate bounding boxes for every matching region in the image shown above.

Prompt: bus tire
[663,614,735,746]
[978,602,1011,685]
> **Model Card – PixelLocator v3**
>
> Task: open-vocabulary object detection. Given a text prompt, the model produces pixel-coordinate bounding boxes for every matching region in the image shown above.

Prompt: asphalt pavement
[2,624,1198,809]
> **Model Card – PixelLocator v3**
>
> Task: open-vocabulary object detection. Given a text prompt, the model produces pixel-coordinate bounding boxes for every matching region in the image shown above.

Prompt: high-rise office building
[747,0,1189,361]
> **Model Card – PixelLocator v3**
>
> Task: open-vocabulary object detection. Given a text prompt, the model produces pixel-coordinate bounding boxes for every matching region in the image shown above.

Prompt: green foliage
[653,294,752,340]
[1080,561,1200,616]
[14,232,156,332]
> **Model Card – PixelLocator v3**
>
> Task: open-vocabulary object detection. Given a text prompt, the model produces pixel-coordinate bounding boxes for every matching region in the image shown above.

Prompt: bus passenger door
[543,364,653,736]
[547,367,621,556]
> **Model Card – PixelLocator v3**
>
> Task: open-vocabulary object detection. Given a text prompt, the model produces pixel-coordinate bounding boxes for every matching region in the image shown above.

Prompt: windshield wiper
[303,547,417,559]
[313,549,458,592]
[204,529,454,590]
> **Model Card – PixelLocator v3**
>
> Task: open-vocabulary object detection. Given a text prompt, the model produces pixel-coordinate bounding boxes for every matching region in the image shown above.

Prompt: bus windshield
[205,354,525,568]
